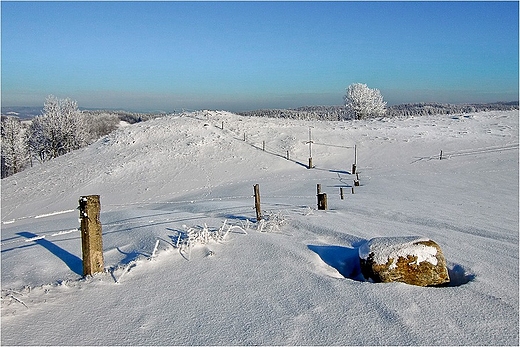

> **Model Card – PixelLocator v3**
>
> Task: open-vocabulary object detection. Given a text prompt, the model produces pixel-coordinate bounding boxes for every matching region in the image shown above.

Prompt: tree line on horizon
[239,101,519,120]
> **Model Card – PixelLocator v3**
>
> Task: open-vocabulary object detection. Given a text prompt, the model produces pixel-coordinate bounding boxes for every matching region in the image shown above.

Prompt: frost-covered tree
[1,116,30,178]
[29,95,88,162]
[83,112,120,141]
[344,83,387,120]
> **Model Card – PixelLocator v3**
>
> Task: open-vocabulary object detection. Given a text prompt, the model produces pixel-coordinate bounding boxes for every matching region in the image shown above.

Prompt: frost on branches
[1,117,30,178]
[344,83,387,120]
[29,95,88,162]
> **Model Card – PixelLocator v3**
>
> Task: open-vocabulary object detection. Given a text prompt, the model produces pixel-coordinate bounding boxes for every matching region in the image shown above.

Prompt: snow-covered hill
[1,110,518,345]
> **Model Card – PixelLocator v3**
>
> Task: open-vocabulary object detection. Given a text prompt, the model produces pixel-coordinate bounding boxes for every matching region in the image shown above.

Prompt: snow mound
[1,110,518,345]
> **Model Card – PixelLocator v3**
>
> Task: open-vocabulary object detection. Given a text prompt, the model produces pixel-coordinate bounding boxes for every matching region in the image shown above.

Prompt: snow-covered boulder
[359,236,450,287]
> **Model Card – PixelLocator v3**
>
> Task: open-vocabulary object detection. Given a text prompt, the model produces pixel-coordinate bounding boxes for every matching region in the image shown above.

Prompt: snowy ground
[1,110,518,345]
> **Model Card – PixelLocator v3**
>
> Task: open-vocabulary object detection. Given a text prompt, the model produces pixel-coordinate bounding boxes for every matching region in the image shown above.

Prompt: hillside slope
[1,110,518,345]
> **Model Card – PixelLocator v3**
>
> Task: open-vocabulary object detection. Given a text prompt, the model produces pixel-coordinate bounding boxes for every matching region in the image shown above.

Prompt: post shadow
[17,231,83,276]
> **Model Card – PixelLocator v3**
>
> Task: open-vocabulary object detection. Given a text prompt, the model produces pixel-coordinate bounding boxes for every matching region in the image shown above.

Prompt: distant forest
[2,101,519,122]
[239,101,519,121]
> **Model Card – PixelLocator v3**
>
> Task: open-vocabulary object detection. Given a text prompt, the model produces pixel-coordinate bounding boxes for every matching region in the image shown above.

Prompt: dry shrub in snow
[256,210,287,232]
[172,212,288,259]
[172,220,246,260]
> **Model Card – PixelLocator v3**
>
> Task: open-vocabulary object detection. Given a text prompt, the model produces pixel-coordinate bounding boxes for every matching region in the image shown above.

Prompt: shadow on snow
[17,231,83,276]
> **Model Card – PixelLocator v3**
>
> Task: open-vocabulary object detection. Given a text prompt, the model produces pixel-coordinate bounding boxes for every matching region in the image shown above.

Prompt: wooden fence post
[317,193,328,210]
[352,144,357,174]
[439,150,443,160]
[340,187,344,200]
[253,184,262,221]
[263,141,265,151]
[307,126,314,169]
[79,195,104,276]
[317,184,322,195]
[286,150,289,160]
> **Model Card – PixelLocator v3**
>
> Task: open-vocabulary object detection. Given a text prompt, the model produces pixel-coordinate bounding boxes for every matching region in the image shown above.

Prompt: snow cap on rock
[359,236,438,269]
[359,236,450,286]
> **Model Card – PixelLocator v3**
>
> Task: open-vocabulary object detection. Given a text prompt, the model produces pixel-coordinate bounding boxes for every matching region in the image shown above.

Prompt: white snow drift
[1,110,518,345]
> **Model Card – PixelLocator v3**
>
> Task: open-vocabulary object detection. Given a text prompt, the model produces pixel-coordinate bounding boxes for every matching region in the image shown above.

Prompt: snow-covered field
[1,110,518,345]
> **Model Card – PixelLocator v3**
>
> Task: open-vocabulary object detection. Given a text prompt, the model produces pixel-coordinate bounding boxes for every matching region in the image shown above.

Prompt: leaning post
[79,195,104,276]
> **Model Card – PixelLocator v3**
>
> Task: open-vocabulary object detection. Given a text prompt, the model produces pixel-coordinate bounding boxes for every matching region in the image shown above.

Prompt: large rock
[359,236,450,287]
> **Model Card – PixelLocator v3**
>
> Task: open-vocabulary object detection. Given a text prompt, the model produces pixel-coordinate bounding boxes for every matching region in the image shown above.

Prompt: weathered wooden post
[307,127,314,169]
[253,184,262,221]
[340,187,344,200]
[317,184,322,195]
[286,150,290,160]
[79,195,104,276]
[352,144,357,174]
[263,141,266,151]
[317,193,328,210]
[221,121,224,130]
[439,150,443,160]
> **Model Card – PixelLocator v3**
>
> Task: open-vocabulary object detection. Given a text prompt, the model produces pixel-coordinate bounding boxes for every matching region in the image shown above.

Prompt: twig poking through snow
[115,262,137,284]
[1,290,28,309]
[150,240,160,260]
[9,294,28,308]
[256,211,287,232]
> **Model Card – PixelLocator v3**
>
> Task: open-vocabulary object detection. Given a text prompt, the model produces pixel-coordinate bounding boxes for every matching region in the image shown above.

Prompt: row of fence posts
[316,175,360,209]
[242,125,444,166]
[253,172,361,221]
[80,120,451,277]
[242,127,357,171]
[79,173,362,276]
[78,122,361,277]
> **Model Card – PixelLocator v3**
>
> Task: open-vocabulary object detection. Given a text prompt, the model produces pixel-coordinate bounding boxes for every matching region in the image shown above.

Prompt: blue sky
[2,1,518,112]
